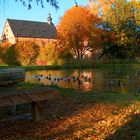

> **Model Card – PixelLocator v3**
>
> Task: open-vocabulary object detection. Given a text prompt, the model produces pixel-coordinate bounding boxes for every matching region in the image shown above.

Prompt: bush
[0,45,20,66]
[37,42,61,65]
[5,45,20,66]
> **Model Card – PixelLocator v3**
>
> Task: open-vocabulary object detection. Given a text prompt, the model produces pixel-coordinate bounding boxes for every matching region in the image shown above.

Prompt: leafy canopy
[15,41,40,66]
[58,6,100,59]
[90,0,140,58]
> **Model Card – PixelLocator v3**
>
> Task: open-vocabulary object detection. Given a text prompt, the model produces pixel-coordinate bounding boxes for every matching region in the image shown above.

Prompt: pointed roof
[7,18,57,39]
[47,13,52,23]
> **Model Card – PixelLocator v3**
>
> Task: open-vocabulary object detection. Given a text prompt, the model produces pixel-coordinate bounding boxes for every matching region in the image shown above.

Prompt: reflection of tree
[25,67,140,94]
[76,70,94,91]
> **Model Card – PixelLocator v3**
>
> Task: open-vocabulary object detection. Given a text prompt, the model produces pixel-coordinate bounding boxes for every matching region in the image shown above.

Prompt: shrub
[0,44,20,66]
[37,42,61,65]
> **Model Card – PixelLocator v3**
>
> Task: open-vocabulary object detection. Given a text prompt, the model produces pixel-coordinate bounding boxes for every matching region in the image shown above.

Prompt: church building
[1,14,57,46]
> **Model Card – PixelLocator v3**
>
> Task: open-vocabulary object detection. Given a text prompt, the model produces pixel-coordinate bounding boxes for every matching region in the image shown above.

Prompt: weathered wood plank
[0,87,59,107]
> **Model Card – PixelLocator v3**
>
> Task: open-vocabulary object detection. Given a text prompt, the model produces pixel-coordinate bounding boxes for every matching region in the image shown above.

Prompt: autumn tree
[58,6,100,60]
[37,42,61,65]
[90,0,140,58]
[0,45,9,64]
[108,0,139,47]
[15,41,40,66]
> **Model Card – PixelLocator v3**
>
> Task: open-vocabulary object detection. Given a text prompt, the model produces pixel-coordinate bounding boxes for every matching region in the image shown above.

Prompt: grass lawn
[1,57,139,71]
[0,84,140,140]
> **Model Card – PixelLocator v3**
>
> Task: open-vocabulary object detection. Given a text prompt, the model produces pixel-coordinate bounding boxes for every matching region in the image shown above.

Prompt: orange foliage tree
[15,41,40,66]
[58,6,100,60]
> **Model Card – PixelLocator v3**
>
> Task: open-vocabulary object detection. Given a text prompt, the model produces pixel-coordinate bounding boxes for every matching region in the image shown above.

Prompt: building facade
[1,14,57,46]
[87,0,95,5]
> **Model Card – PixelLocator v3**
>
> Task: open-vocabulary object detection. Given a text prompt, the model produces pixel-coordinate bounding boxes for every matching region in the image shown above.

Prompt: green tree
[5,45,20,66]
[109,0,140,58]
[0,44,20,66]
[91,0,140,58]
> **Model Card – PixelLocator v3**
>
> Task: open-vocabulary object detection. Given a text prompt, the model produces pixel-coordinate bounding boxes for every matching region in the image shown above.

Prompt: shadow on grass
[0,87,140,139]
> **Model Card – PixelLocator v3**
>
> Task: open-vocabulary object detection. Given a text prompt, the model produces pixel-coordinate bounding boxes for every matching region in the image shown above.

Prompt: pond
[25,66,140,94]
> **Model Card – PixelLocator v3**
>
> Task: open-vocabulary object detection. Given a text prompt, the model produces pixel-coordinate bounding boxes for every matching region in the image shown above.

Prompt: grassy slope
[0,86,140,140]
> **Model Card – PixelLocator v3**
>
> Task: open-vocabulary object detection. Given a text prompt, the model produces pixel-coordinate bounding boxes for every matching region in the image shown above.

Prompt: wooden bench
[0,87,59,121]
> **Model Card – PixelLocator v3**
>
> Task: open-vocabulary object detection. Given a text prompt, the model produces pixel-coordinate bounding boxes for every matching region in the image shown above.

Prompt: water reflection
[25,70,95,92]
[25,69,140,94]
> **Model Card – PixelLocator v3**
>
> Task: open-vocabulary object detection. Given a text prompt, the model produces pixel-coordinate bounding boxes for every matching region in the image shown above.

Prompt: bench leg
[31,101,46,121]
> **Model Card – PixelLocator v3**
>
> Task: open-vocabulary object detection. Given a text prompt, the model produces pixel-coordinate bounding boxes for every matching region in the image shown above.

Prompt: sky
[0,0,87,35]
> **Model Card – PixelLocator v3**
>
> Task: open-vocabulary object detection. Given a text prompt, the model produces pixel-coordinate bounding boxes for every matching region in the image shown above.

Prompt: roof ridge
[7,18,48,24]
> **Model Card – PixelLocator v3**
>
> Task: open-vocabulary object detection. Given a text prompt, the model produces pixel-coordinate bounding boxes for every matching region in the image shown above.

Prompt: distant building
[1,13,57,46]
[87,0,95,5]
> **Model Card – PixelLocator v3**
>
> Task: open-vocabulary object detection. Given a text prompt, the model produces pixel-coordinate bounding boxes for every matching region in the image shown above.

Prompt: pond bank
[0,62,140,71]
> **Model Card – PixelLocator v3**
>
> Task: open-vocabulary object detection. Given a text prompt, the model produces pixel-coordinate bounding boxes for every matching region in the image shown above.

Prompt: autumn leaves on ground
[1,88,140,140]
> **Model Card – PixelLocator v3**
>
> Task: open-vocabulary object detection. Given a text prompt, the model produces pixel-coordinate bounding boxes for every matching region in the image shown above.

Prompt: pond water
[25,67,140,94]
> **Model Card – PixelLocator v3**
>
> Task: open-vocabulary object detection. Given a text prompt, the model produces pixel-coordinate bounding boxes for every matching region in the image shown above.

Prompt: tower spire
[47,13,52,25]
